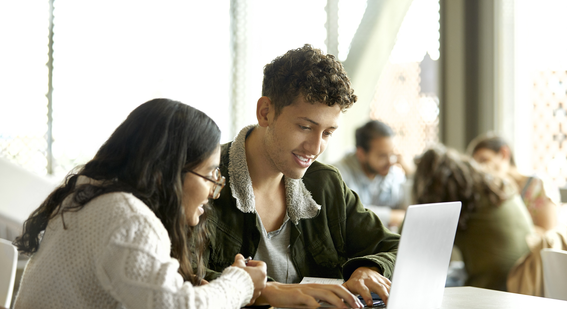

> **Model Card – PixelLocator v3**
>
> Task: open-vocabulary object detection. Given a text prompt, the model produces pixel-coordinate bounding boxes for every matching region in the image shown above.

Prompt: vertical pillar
[230,0,248,139]
[46,0,54,174]
[325,0,339,57]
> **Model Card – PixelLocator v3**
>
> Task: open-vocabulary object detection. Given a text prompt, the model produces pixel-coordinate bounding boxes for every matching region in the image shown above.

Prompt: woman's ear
[256,96,273,127]
[500,145,512,161]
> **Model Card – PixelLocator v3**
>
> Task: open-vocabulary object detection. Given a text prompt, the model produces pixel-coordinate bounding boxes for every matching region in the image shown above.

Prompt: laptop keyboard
[358,293,386,308]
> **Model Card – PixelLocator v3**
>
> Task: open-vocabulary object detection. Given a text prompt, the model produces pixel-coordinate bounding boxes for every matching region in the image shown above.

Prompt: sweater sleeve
[95,214,254,309]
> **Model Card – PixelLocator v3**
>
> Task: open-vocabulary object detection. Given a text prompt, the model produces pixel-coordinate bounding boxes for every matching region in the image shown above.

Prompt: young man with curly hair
[205,44,400,308]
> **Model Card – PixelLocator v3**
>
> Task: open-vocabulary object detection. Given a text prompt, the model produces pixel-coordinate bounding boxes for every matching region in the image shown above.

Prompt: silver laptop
[386,201,461,309]
[279,202,462,309]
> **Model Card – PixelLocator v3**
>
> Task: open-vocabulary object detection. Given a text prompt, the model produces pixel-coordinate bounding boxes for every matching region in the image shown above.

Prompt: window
[1,1,392,179]
[0,1,50,175]
[370,0,440,163]
[1,1,231,178]
[501,0,567,188]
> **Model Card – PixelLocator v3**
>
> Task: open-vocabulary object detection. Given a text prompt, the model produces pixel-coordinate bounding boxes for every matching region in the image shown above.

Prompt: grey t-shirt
[253,213,299,283]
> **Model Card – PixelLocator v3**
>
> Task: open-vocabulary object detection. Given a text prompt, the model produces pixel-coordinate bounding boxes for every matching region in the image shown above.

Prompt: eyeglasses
[188,167,226,199]
[374,153,398,164]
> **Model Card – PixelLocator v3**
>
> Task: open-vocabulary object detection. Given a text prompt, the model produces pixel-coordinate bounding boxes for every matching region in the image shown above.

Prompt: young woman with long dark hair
[13,98,266,309]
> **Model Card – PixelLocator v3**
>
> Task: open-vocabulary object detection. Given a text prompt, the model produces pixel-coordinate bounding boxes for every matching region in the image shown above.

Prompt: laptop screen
[387,202,461,309]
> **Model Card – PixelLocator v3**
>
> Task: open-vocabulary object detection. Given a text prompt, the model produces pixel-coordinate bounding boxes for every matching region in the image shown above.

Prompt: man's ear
[257,96,273,127]
[355,147,367,162]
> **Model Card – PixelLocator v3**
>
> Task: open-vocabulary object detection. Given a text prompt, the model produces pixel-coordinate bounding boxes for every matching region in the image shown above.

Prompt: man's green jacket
[204,142,400,282]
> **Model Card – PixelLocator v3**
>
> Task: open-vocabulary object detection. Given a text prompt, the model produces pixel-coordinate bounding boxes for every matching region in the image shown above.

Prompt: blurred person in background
[467,133,559,233]
[412,145,534,291]
[333,120,412,230]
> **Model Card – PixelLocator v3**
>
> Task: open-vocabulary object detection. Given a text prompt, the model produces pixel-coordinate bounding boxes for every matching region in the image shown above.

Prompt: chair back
[0,238,17,308]
[541,248,567,301]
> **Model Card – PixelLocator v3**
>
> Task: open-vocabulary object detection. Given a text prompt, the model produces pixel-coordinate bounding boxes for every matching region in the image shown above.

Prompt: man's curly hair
[262,44,357,116]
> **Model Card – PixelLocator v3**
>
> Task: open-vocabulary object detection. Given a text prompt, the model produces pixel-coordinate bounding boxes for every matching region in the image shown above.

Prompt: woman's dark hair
[14,98,220,285]
[412,145,513,229]
[466,132,516,166]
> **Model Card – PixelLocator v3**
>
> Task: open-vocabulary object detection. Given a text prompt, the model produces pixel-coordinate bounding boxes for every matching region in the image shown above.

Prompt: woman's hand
[232,254,267,304]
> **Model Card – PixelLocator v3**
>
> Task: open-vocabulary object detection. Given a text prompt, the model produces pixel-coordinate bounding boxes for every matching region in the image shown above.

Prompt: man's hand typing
[343,266,391,307]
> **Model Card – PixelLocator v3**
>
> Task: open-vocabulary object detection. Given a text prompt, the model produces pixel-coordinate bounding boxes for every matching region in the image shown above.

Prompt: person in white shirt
[13,98,267,309]
[334,120,411,229]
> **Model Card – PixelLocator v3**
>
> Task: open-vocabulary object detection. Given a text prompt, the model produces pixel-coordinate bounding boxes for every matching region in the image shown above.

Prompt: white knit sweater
[14,178,254,309]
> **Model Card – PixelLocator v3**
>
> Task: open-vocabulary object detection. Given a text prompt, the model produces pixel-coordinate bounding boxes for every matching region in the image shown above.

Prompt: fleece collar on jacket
[227,124,321,224]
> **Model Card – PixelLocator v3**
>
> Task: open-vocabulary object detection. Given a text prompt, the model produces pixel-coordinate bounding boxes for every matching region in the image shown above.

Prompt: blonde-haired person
[467,133,560,233]
[13,99,267,309]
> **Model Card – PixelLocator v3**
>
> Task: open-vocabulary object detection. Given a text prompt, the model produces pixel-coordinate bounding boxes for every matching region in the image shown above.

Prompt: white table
[270,286,567,308]
[441,286,567,309]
